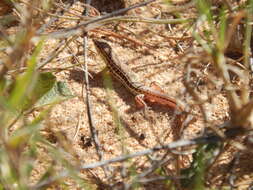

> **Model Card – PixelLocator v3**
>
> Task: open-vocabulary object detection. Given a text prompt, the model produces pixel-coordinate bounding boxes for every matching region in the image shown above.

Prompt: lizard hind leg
[135,94,151,118]
[135,94,147,109]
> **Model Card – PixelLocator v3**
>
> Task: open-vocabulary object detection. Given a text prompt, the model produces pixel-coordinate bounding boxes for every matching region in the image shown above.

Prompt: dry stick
[79,0,155,166]
[80,136,221,169]
[21,0,76,19]
[182,60,226,136]
[82,1,110,178]
[45,0,156,38]
[47,16,191,39]
[81,0,104,162]
[125,152,175,189]
[32,135,222,189]
[91,28,155,55]
[92,28,147,47]
[99,16,191,25]
[37,35,78,70]
[194,16,242,114]
[67,0,156,29]
[53,2,94,19]
[36,1,75,34]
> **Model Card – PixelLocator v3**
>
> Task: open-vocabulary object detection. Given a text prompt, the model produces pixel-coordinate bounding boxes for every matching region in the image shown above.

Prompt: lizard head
[93,39,112,56]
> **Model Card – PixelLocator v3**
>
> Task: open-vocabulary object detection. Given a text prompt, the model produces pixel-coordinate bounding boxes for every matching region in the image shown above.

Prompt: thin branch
[42,0,157,39]
[80,135,221,169]
[81,0,104,161]
[36,0,75,34]
[82,1,110,178]
[37,36,78,70]
[32,135,222,189]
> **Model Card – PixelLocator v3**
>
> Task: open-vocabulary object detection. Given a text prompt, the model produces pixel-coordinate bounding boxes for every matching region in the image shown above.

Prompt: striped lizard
[93,39,188,170]
[93,39,183,113]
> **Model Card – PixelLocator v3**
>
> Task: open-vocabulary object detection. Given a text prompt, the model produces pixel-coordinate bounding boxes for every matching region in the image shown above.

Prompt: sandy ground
[4,0,253,189]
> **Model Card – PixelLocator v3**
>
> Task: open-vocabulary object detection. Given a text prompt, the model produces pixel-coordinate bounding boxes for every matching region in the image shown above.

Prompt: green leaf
[22,72,56,110]
[8,39,44,110]
[7,71,74,111]
[34,79,74,108]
